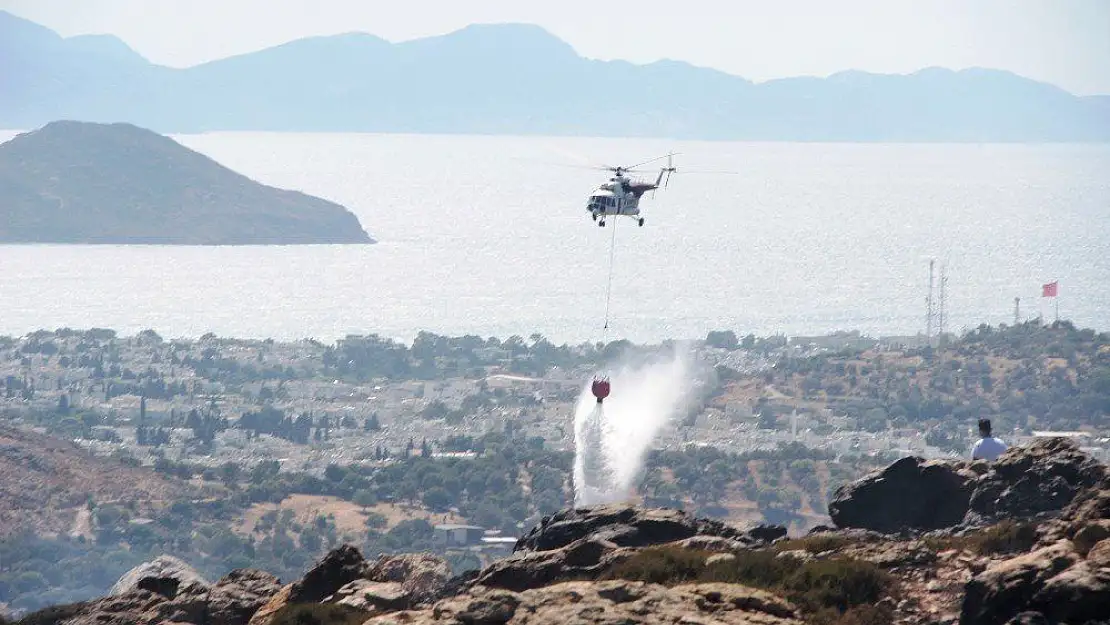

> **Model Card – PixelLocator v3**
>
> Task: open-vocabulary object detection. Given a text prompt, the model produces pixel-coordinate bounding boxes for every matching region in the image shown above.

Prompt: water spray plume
[573,345,697,507]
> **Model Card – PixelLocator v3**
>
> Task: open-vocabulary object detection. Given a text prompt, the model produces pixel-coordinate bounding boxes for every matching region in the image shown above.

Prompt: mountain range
[2,10,1108,141]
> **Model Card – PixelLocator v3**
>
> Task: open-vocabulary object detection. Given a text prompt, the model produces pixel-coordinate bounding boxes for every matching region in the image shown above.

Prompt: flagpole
[1055,278,1059,323]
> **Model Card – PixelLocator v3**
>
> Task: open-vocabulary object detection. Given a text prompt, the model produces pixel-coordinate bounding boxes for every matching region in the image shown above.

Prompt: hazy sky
[4,0,1109,95]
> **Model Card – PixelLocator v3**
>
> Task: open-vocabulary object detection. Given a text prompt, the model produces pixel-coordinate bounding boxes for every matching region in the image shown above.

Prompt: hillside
[2,10,1108,141]
[0,424,203,537]
[716,321,1110,444]
[4,438,1108,625]
[0,121,374,244]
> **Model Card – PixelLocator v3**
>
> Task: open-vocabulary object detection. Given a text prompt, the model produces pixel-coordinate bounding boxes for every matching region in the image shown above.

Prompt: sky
[3,0,1109,95]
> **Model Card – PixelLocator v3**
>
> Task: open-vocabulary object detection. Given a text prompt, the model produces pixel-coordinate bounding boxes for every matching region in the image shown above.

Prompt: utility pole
[1014,297,1020,326]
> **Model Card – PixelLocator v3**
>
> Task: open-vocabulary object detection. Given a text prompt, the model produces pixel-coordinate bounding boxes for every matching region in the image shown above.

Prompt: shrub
[780,559,890,614]
[773,534,856,554]
[604,547,711,584]
[604,546,892,622]
[925,520,1037,556]
[972,521,1038,555]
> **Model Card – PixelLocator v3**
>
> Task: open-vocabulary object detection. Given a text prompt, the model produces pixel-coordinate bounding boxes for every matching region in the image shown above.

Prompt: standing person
[972,418,1008,461]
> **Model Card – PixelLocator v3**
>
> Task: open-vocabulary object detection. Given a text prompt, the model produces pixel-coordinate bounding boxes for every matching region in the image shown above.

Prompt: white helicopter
[585,153,677,227]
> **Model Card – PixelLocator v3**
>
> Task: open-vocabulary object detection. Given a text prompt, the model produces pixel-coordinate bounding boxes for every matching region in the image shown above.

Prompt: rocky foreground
[5,437,1109,625]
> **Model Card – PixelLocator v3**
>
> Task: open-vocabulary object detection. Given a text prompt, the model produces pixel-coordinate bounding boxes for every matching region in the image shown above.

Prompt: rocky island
[0,121,374,245]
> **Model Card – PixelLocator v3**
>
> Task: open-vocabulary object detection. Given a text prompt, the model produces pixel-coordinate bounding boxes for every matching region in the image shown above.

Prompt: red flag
[1042,281,1058,298]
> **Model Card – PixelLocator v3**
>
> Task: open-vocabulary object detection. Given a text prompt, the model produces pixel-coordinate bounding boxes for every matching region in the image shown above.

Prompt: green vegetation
[924,520,1038,556]
[773,534,858,555]
[604,546,893,625]
[761,321,1110,442]
[0,430,571,613]
[640,443,881,525]
[3,320,1107,617]
[0,430,877,614]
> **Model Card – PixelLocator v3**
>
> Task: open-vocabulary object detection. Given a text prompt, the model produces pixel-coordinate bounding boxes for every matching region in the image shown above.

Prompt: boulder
[1086,539,1110,567]
[328,580,410,612]
[960,540,1080,625]
[365,553,451,604]
[829,456,973,533]
[1063,477,1110,528]
[672,535,752,553]
[246,584,291,625]
[287,544,367,604]
[476,537,632,592]
[968,437,1107,522]
[1029,561,1110,624]
[60,591,167,625]
[207,569,283,625]
[364,580,803,625]
[109,555,210,598]
[514,504,779,553]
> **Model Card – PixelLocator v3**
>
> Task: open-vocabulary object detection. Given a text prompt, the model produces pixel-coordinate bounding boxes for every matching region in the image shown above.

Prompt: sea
[1,130,1108,346]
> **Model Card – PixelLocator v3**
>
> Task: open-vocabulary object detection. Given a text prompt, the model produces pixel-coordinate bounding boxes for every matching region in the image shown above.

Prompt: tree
[365,512,388,530]
[353,489,377,511]
[422,487,451,512]
[706,330,739,350]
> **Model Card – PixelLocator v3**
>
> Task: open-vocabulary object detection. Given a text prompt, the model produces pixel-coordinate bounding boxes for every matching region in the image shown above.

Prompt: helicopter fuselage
[586,175,657,227]
[585,156,675,228]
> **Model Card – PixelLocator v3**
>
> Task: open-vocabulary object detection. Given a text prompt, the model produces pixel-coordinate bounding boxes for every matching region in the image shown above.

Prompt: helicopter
[585,153,677,227]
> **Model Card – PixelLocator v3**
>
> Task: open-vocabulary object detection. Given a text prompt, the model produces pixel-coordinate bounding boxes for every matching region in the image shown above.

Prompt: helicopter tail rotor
[651,152,678,199]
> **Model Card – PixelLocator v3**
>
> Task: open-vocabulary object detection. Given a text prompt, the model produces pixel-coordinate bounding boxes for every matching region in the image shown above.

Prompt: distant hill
[0,424,201,538]
[0,120,374,245]
[2,11,1107,142]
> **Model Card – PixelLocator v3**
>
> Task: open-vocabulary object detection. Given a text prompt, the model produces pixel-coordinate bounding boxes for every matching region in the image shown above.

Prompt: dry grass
[0,425,203,537]
[237,494,468,536]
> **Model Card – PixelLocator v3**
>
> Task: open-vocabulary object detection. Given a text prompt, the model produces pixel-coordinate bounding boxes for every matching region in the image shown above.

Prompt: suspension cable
[602,217,619,337]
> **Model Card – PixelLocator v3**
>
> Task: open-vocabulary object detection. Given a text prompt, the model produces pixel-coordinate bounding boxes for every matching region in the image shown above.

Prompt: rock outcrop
[366,580,804,625]
[60,567,281,625]
[16,437,1109,625]
[828,456,978,533]
[472,504,787,593]
[830,438,1107,535]
[109,555,210,598]
[248,548,455,624]
[514,504,785,553]
[969,437,1108,522]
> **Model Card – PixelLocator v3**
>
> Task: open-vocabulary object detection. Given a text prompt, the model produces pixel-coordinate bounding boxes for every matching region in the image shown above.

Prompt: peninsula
[0,120,374,245]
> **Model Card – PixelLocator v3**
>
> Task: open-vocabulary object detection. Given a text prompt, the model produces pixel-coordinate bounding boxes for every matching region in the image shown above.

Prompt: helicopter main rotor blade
[625,152,681,170]
[672,168,741,175]
[511,157,610,171]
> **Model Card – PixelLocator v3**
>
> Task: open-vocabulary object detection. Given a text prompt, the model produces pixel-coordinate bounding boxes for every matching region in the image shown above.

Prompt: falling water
[572,345,696,506]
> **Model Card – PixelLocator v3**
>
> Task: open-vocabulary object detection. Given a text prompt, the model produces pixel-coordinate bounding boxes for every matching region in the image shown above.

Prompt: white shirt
[972,436,1008,461]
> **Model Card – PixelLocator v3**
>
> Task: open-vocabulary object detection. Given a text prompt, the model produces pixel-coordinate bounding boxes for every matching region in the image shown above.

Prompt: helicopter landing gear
[598,219,606,227]
[638,218,645,227]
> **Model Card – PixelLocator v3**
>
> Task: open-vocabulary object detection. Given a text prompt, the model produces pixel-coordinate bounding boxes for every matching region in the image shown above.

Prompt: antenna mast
[938,263,948,348]
[925,259,935,346]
